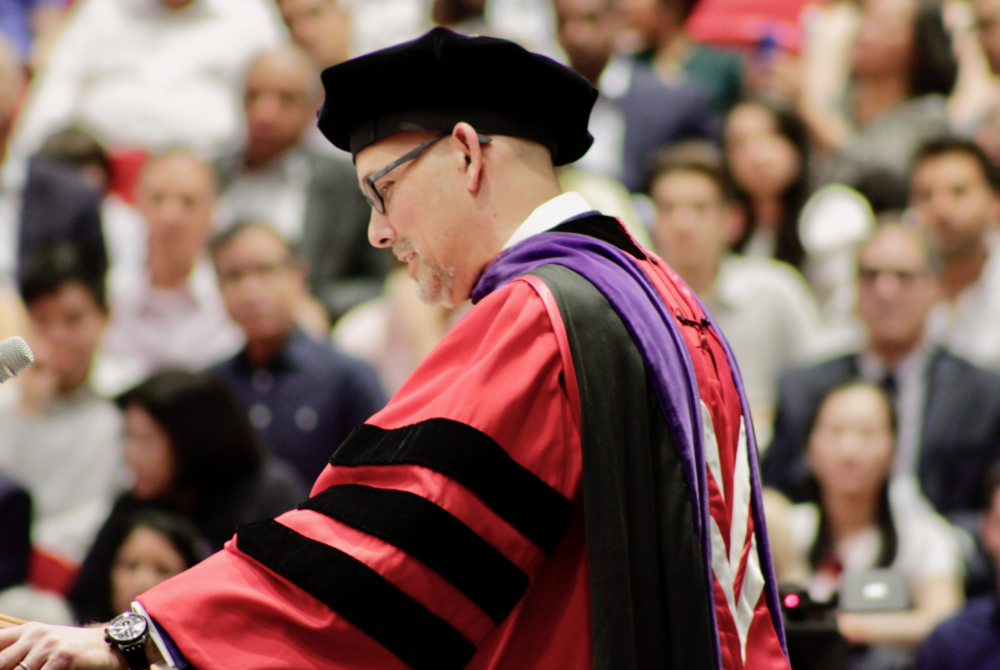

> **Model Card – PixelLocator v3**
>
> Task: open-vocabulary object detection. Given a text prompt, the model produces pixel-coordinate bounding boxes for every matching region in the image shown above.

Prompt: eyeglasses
[217,258,294,287]
[858,266,929,287]
[362,132,492,214]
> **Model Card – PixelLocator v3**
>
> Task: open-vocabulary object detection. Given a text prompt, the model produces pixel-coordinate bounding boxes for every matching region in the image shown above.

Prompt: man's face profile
[356,129,481,308]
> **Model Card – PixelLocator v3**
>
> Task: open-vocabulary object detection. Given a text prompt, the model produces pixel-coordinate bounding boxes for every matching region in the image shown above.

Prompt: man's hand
[0,624,126,670]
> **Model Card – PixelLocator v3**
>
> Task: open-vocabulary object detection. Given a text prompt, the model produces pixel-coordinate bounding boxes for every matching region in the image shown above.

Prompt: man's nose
[368,210,395,248]
[874,272,901,297]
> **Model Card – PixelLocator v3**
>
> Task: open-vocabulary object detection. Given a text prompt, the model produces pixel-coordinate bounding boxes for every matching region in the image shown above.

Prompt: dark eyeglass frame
[362,132,492,214]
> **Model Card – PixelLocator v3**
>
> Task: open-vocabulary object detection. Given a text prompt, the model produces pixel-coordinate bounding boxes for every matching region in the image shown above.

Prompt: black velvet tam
[317,27,598,167]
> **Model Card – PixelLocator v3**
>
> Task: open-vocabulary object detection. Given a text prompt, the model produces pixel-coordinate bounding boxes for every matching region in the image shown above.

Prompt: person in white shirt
[910,136,1000,370]
[6,0,284,168]
[97,151,243,395]
[648,141,825,434]
[0,243,125,565]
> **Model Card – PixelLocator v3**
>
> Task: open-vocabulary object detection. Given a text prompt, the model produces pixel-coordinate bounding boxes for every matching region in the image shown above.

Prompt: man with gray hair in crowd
[764,222,1000,556]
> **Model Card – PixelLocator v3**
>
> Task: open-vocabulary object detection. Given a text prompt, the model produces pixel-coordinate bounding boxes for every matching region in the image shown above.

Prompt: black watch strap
[120,642,151,670]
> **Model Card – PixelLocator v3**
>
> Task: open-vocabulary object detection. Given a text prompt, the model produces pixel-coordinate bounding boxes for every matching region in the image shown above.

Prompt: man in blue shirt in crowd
[918,464,1000,669]
[210,222,387,484]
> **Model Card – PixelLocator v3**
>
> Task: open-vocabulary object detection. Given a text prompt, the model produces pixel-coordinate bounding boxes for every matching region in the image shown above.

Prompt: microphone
[0,336,34,383]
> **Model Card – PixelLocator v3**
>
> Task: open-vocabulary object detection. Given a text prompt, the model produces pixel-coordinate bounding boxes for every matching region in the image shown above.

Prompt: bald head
[244,46,322,167]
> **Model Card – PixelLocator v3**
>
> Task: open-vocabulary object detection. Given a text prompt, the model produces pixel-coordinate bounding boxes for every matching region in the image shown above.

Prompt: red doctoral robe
[137,221,789,670]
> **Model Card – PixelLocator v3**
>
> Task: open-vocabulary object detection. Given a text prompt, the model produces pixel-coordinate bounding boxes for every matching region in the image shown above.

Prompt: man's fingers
[0,625,27,651]
[0,632,34,670]
[21,644,58,670]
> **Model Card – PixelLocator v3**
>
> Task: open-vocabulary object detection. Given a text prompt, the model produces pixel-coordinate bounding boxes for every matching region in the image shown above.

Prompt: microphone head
[0,336,34,383]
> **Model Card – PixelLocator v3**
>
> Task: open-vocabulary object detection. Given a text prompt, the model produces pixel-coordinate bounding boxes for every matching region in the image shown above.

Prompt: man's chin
[414,280,455,308]
[411,261,459,308]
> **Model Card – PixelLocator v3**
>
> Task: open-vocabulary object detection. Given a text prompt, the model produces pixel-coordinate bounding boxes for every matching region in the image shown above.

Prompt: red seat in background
[107,149,148,204]
[27,547,78,596]
[687,0,819,54]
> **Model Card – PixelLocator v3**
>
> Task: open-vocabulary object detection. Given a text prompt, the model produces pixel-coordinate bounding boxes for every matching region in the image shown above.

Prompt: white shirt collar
[502,192,592,250]
[597,56,634,101]
[859,338,934,381]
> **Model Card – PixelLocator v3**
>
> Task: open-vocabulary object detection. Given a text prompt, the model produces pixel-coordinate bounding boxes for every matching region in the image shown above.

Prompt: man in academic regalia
[0,28,790,670]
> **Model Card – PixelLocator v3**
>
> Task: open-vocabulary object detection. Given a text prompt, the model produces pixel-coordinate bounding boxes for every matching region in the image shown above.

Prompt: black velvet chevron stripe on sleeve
[299,484,530,624]
[329,419,575,554]
[236,519,477,670]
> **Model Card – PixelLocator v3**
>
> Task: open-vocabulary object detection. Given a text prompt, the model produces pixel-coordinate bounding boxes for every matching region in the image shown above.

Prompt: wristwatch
[105,611,151,670]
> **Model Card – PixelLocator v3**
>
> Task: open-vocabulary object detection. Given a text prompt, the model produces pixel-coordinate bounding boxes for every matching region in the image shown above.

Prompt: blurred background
[1,0,1000,668]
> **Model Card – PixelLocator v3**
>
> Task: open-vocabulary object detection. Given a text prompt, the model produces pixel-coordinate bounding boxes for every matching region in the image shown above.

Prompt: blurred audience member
[767,381,962,665]
[434,0,561,59]
[18,155,106,291]
[0,0,65,69]
[340,0,431,57]
[618,0,743,113]
[214,47,390,320]
[0,244,124,566]
[0,36,105,291]
[0,474,72,625]
[73,509,209,624]
[211,223,386,484]
[0,472,30,592]
[648,141,823,429]
[554,0,717,192]
[35,128,147,273]
[433,0,487,32]
[764,223,1000,535]
[556,167,652,247]
[975,0,1000,89]
[277,0,351,68]
[333,269,469,395]
[7,0,284,168]
[804,0,957,188]
[98,151,243,394]
[724,99,810,269]
[70,370,305,623]
[969,0,1000,166]
[911,137,1000,371]
[918,463,1000,670]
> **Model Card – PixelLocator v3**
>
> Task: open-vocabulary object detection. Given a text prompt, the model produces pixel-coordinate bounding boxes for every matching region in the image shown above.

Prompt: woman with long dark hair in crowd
[68,370,305,623]
[802,0,957,187]
[767,380,963,668]
[724,98,810,269]
[79,509,210,624]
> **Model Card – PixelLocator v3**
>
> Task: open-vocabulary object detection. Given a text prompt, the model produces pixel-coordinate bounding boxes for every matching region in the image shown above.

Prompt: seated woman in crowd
[802,0,957,188]
[77,510,209,624]
[723,98,809,270]
[68,370,306,623]
[766,380,963,664]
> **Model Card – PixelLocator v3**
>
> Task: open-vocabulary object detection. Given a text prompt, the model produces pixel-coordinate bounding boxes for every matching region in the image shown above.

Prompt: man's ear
[725,202,747,246]
[451,122,485,194]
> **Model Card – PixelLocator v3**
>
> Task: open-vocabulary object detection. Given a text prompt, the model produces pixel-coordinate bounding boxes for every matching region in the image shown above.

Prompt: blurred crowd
[0,0,1000,668]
